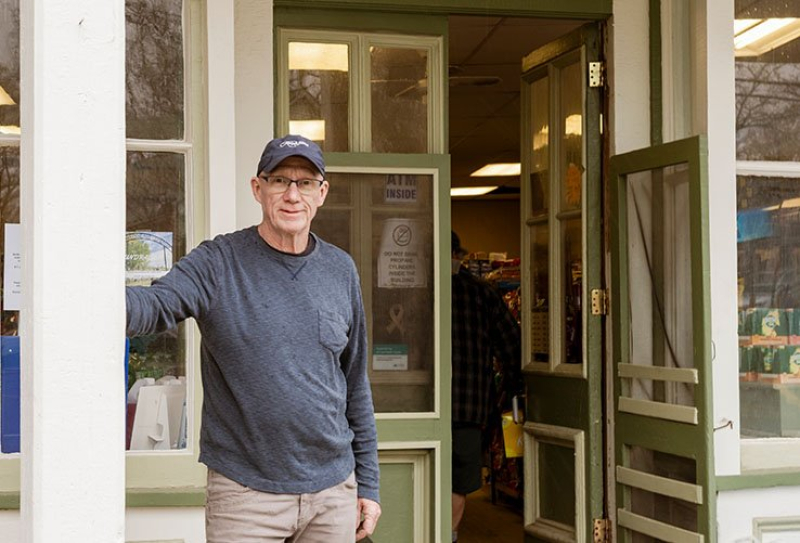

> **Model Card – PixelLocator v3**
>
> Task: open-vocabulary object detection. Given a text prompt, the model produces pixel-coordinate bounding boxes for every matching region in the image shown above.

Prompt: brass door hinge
[588,61,605,88]
[591,288,608,316]
[593,518,611,543]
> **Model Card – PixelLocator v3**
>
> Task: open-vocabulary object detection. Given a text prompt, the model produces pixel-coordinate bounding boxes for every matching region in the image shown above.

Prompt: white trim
[753,516,800,541]
[378,449,432,543]
[523,423,586,543]
[736,160,800,178]
[618,363,699,383]
[616,466,703,504]
[617,509,704,543]
[618,397,699,424]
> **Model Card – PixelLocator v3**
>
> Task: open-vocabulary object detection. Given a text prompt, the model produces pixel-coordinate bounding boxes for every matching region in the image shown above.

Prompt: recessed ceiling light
[469,163,520,177]
[451,186,498,197]
[734,18,800,56]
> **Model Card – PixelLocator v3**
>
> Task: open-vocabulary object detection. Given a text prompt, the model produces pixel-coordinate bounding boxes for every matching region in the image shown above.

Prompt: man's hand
[356,497,381,541]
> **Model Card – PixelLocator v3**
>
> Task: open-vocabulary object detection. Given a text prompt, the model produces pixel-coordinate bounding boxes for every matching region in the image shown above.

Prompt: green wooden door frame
[323,152,453,543]
[520,23,604,542]
[274,0,612,18]
[609,135,716,542]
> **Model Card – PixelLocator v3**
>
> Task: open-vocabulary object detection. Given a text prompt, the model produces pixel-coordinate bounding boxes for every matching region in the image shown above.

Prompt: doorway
[447,15,598,542]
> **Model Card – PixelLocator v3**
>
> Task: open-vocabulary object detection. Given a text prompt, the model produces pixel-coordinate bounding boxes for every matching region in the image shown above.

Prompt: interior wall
[451,198,521,258]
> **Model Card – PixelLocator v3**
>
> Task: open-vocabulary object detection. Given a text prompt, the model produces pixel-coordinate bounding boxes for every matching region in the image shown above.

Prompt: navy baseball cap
[256,134,326,177]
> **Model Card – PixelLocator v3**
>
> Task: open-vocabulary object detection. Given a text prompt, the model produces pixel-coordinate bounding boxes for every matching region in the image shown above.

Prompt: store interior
[446,14,586,541]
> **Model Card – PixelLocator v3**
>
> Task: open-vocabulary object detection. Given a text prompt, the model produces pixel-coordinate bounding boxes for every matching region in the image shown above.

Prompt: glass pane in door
[530,224,549,363]
[371,47,428,153]
[560,61,583,212]
[563,218,582,365]
[288,41,350,152]
[530,75,549,216]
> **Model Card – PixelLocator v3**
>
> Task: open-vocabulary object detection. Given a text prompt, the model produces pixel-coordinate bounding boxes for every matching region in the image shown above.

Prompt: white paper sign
[377,218,426,289]
[372,344,409,371]
[384,175,418,203]
[3,223,21,311]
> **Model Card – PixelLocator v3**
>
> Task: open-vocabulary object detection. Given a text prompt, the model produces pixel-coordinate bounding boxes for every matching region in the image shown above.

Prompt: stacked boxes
[739,308,800,382]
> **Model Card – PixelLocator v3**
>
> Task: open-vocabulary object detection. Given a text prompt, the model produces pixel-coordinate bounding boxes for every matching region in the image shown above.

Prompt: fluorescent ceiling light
[289,42,349,72]
[451,186,499,197]
[470,163,521,177]
[289,120,325,142]
[734,18,800,56]
[0,125,20,135]
[0,85,15,106]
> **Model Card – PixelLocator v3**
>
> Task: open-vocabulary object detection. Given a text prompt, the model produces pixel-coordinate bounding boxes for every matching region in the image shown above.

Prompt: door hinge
[591,288,608,316]
[588,61,605,88]
[593,518,611,543]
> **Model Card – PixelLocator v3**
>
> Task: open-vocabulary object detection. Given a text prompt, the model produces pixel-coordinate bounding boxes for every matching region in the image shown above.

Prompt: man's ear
[251,176,262,203]
[319,180,330,204]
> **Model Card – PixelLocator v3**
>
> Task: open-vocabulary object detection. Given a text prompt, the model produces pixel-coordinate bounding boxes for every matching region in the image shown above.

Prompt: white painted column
[234,0,274,229]
[207,0,237,237]
[609,0,651,155]
[690,0,740,475]
[19,1,126,541]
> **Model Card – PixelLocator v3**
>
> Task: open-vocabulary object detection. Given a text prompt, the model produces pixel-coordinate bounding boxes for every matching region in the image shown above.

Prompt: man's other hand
[356,498,381,540]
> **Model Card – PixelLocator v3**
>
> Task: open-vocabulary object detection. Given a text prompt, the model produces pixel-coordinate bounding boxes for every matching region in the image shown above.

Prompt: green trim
[0,492,19,510]
[274,0,611,18]
[126,488,206,507]
[717,471,800,491]
[275,7,446,34]
[649,0,662,145]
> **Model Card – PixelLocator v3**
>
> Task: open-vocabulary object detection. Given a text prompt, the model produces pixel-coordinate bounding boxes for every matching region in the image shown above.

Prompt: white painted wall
[0,508,206,543]
[234,0,274,229]
[718,488,800,542]
[206,0,238,236]
[690,0,740,476]
[19,0,127,541]
[609,0,651,155]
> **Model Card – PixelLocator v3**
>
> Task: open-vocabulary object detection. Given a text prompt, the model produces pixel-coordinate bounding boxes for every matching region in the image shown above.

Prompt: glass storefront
[0,0,192,454]
[735,1,800,440]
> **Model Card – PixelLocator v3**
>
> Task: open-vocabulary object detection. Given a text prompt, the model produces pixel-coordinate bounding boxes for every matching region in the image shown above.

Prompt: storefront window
[735,1,800,440]
[314,170,435,413]
[0,0,20,455]
[1,0,192,455]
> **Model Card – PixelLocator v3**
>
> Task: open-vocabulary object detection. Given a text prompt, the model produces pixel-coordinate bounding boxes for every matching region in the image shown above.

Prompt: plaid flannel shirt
[451,267,521,426]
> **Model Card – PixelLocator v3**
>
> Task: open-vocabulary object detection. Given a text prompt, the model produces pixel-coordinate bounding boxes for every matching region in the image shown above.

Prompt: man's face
[251,156,328,239]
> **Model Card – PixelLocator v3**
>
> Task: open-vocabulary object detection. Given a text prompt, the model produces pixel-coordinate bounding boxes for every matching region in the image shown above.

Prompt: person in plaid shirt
[450,231,521,543]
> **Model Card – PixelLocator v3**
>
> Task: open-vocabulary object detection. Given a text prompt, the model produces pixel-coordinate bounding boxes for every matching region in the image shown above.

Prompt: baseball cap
[256,134,326,177]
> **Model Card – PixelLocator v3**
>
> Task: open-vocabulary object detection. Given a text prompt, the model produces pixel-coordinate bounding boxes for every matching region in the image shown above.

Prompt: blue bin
[1,336,20,454]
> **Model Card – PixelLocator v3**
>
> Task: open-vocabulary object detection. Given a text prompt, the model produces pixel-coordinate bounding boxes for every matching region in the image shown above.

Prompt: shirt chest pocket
[319,309,349,354]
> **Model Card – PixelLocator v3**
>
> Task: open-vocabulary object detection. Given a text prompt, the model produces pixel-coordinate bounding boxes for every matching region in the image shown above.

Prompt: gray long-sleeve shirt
[126,226,380,502]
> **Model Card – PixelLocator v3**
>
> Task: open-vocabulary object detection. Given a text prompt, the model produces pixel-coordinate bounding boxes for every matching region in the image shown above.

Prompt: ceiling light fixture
[470,163,521,177]
[451,186,498,197]
[289,120,326,142]
[0,125,21,135]
[289,42,349,72]
[0,85,15,106]
[734,18,800,56]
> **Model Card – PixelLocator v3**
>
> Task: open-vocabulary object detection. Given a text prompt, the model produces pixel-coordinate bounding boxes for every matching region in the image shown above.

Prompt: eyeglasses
[259,175,324,195]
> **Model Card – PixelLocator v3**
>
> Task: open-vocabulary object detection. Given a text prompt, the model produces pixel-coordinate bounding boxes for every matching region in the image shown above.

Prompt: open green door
[609,136,716,542]
[519,24,605,542]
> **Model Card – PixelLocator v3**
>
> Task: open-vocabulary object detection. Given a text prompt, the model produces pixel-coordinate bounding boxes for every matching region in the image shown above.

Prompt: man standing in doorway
[126,135,381,542]
[451,231,521,543]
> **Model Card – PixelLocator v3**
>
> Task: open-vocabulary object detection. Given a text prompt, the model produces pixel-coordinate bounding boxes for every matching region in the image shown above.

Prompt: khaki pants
[205,469,358,543]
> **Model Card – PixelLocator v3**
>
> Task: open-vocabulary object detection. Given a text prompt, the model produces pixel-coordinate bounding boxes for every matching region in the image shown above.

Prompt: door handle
[512,394,526,424]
